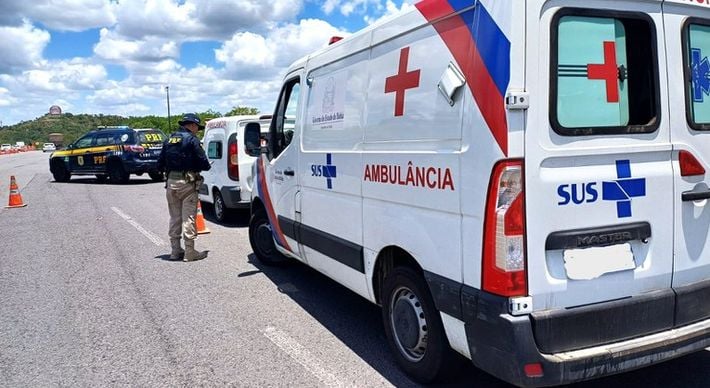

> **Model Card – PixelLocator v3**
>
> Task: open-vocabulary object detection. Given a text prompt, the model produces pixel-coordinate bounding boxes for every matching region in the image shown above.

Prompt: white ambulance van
[198,115,271,221]
[244,0,710,386]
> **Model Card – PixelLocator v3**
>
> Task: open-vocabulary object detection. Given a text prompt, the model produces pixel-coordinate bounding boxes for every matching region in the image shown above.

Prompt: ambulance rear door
[524,2,675,354]
[663,0,710,327]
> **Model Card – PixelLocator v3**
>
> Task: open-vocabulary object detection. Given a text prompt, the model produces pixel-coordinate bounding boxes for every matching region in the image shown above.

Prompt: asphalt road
[1,151,709,387]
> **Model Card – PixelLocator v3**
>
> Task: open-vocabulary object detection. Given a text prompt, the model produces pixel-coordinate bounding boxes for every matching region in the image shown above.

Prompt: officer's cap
[179,113,205,130]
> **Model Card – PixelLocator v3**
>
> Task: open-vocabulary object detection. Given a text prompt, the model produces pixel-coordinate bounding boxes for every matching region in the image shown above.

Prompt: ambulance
[244,0,710,386]
[198,115,271,221]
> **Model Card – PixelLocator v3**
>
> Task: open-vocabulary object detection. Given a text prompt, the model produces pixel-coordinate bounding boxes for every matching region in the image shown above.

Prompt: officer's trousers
[166,178,198,241]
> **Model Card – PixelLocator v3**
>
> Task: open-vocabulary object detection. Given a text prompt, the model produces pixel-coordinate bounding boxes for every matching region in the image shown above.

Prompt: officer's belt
[167,171,197,180]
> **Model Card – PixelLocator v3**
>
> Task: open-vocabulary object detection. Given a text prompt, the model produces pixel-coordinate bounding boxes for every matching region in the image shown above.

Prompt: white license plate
[563,243,636,280]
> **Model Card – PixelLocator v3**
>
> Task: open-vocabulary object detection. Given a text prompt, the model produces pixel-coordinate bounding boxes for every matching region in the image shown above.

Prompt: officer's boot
[170,238,184,260]
[183,239,208,262]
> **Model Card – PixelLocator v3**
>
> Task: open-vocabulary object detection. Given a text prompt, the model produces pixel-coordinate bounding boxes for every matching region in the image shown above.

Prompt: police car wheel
[213,191,227,222]
[52,162,70,182]
[381,266,459,383]
[149,172,164,182]
[96,175,108,183]
[248,208,287,265]
[108,162,129,184]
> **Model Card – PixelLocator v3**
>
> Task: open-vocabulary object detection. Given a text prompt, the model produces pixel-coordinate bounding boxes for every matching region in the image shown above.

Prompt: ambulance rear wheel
[382,266,459,383]
[249,208,288,266]
[213,191,227,222]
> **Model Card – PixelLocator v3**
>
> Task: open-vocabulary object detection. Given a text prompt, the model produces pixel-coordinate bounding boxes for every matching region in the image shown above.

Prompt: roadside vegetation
[0,106,259,146]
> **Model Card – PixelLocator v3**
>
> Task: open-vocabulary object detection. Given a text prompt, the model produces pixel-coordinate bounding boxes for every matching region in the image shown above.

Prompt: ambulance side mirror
[244,122,262,157]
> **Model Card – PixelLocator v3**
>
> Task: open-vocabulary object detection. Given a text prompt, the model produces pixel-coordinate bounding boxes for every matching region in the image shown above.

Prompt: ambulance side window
[271,77,301,159]
[685,20,710,130]
[207,141,222,159]
[551,10,660,135]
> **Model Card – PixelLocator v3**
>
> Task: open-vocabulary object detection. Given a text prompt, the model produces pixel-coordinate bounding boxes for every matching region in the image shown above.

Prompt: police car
[49,126,166,184]
[244,0,710,386]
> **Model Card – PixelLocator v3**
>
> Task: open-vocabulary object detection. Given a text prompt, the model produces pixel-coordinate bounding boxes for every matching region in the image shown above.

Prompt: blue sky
[0,0,415,126]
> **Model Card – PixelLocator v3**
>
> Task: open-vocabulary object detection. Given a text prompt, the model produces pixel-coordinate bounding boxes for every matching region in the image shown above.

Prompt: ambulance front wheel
[248,208,288,266]
[382,266,460,383]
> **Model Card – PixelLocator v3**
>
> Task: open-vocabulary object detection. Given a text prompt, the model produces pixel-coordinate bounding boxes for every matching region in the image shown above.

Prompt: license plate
[563,243,636,280]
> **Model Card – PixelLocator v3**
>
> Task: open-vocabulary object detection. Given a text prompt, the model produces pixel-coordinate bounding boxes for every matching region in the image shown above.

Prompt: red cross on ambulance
[384,47,421,117]
[556,23,630,127]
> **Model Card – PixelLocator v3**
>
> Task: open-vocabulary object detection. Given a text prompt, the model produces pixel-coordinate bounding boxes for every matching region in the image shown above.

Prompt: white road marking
[262,326,350,388]
[111,206,165,246]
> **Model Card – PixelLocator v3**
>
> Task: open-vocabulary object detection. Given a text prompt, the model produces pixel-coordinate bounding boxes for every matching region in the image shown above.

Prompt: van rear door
[663,0,710,327]
[524,3,674,353]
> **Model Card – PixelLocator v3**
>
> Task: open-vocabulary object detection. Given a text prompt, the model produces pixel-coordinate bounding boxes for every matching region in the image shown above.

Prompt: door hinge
[506,92,529,110]
[509,296,533,316]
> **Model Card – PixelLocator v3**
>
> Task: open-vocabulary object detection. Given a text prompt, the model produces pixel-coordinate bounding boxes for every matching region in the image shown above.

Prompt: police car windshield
[138,130,165,144]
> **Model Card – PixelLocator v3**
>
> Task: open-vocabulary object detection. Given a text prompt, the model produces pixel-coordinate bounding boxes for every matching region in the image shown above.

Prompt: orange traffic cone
[6,176,27,208]
[196,201,210,234]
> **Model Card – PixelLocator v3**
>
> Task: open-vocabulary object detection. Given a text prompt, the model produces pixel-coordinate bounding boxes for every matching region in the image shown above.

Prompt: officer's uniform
[157,113,211,261]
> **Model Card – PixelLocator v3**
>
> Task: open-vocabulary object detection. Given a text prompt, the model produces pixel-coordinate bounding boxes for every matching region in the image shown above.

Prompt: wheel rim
[389,285,428,363]
[255,221,275,257]
[215,194,224,219]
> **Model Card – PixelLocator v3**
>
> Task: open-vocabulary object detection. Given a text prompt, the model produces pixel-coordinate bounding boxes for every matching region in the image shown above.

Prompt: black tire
[248,208,288,265]
[96,175,108,183]
[108,161,129,184]
[381,266,461,384]
[213,190,228,222]
[149,172,164,182]
[52,162,71,182]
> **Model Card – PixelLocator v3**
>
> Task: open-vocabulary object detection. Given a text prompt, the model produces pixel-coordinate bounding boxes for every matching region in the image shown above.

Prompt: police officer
[157,113,211,262]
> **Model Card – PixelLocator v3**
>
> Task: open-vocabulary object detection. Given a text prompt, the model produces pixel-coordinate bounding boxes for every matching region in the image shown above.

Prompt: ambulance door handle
[682,189,710,202]
[284,169,295,176]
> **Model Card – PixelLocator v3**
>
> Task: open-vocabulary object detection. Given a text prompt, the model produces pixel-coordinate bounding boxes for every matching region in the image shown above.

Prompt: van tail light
[228,141,239,181]
[123,145,145,153]
[483,159,527,297]
[679,150,705,177]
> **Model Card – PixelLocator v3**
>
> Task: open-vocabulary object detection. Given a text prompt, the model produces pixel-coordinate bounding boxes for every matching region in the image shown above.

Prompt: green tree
[225,106,259,116]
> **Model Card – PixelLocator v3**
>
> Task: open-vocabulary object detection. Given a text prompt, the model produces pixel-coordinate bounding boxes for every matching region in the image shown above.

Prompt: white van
[244,0,710,386]
[198,115,271,221]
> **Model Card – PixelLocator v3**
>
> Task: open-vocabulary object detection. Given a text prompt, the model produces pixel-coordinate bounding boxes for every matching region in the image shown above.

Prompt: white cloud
[0,0,117,31]
[364,0,415,25]
[321,0,383,17]
[22,59,107,92]
[216,18,347,79]
[0,22,50,74]
[94,28,179,62]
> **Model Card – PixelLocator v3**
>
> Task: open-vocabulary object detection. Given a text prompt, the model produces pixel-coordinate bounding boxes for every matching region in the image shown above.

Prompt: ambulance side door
[299,50,368,299]
[262,72,304,258]
[664,1,710,326]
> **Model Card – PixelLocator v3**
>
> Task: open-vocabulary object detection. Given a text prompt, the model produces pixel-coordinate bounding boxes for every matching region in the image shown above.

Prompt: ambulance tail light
[679,150,705,177]
[483,159,527,297]
[328,36,343,45]
[228,140,239,181]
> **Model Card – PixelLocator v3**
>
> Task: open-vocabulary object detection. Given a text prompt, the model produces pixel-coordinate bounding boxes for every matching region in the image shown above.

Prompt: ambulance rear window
[551,10,660,136]
[685,20,710,130]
